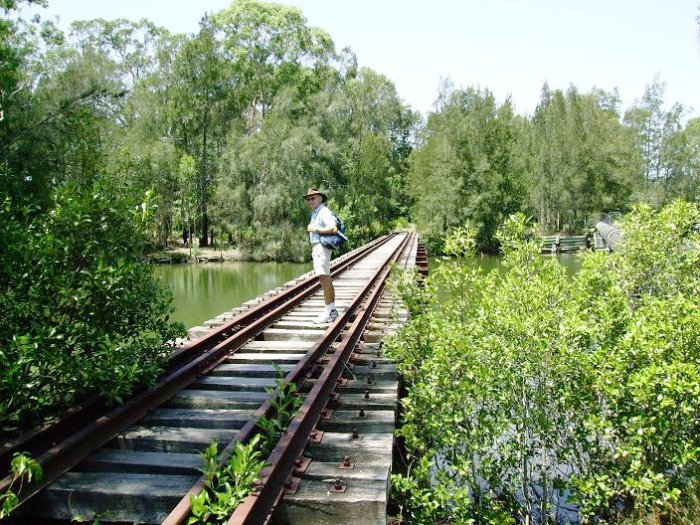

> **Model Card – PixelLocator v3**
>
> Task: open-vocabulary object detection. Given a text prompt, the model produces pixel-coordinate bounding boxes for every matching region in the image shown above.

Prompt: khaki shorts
[312,243,332,276]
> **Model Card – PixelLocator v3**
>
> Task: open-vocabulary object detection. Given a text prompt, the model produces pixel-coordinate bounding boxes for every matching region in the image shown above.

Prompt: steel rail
[0,235,391,476]
[161,232,413,524]
[226,232,414,525]
[0,234,397,507]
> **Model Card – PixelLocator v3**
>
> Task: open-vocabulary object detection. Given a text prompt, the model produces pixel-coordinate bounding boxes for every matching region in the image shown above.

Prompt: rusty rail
[224,232,414,525]
[0,234,397,506]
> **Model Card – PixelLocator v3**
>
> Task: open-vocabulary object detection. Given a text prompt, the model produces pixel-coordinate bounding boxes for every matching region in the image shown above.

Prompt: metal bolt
[366,376,373,385]
[334,478,344,491]
[371,360,377,368]
[364,389,370,400]
[359,409,366,418]
[352,427,359,439]
[343,456,352,468]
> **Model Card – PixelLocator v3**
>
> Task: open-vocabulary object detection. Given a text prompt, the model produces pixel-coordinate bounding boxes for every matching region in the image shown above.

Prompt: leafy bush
[569,201,700,520]
[0,186,184,431]
[188,437,266,525]
[387,202,700,524]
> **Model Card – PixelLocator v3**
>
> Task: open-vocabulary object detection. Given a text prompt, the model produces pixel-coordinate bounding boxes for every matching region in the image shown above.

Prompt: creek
[153,261,308,329]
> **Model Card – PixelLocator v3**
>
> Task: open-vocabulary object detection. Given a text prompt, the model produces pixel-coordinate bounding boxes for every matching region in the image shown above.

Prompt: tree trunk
[199,110,210,247]
[199,208,209,247]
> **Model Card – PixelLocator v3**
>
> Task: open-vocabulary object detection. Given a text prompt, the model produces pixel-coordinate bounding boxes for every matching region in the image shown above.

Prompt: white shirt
[308,203,334,244]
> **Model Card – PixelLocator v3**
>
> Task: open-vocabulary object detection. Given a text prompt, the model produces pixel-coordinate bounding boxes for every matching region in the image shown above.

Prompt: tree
[624,78,667,182]
[659,117,700,203]
[527,84,640,232]
[211,0,336,131]
[623,77,688,205]
[408,86,525,252]
[68,18,169,87]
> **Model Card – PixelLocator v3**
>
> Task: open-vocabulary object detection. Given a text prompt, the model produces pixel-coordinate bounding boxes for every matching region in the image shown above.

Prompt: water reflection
[153,261,308,329]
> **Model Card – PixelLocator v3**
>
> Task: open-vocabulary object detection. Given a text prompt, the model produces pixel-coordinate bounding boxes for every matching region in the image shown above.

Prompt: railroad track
[5,232,417,524]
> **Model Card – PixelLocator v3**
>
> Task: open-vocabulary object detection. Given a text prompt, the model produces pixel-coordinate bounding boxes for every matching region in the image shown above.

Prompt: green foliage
[187,366,301,523]
[387,202,700,524]
[256,364,303,451]
[408,87,527,253]
[0,452,42,519]
[188,436,266,525]
[568,201,700,520]
[0,187,184,429]
[4,0,700,264]
[527,85,640,233]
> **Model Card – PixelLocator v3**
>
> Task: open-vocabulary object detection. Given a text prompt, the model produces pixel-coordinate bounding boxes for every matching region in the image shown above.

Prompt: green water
[153,261,308,329]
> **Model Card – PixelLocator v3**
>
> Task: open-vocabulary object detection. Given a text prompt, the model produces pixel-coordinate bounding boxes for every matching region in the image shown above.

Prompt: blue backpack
[319,212,349,250]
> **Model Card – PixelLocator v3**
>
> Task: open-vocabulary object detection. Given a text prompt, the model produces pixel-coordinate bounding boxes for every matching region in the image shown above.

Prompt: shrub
[0,186,184,431]
[387,202,700,524]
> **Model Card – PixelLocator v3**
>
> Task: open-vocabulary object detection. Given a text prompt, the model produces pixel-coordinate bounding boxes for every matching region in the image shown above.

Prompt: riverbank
[148,246,248,264]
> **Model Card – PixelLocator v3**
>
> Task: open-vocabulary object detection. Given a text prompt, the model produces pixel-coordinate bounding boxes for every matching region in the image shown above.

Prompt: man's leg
[319,274,335,305]
[312,244,337,323]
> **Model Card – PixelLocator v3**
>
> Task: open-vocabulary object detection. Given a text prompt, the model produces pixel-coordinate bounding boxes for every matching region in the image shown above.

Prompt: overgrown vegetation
[188,367,302,524]
[387,202,700,524]
[188,436,267,524]
[0,186,184,431]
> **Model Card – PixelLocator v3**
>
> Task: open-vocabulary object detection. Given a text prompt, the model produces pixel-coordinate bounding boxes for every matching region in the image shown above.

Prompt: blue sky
[22,0,700,119]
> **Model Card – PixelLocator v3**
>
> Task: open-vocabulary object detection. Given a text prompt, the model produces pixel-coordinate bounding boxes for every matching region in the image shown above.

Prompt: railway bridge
[3,232,426,525]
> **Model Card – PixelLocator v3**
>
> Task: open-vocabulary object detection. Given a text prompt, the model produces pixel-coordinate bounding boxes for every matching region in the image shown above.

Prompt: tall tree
[623,77,688,205]
[624,77,668,183]
[659,116,700,203]
[211,0,336,132]
[408,86,525,251]
[528,84,639,231]
[166,19,235,246]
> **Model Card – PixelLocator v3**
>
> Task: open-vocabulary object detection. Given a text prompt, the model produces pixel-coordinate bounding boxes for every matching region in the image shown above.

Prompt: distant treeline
[3,0,699,257]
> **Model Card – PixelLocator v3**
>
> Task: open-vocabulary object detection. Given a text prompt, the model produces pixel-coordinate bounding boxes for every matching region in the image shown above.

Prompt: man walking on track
[304,188,339,324]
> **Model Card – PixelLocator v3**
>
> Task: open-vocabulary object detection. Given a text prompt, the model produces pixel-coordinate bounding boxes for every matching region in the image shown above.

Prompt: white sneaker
[314,309,339,325]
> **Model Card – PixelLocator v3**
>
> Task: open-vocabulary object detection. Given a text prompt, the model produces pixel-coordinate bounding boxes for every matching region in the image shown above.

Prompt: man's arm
[307,222,338,234]
[307,208,338,234]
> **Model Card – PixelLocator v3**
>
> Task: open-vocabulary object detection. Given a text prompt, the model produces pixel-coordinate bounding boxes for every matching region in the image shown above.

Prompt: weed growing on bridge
[188,367,302,524]
[256,363,304,449]
[387,202,700,524]
[189,436,266,524]
[0,453,42,519]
